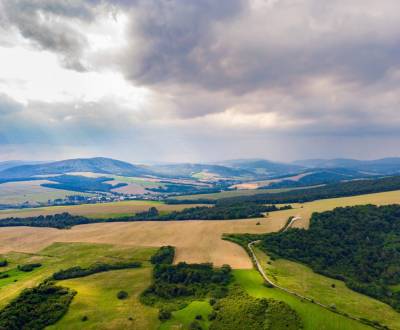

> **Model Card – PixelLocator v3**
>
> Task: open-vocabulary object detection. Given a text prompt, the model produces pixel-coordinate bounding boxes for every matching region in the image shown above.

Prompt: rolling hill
[0,157,153,179]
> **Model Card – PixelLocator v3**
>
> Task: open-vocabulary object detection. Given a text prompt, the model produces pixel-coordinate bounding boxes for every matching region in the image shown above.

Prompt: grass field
[234,269,371,330]
[0,242,157,309]
[0,200,204,219]
[0,180,93,205]
[159,301,212,330]
[254,247,400,329]
[48,268,160,330]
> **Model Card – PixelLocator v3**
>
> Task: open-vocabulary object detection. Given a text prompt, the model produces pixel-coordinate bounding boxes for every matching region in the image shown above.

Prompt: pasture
[254,248,400,330]
[0,242,157,308]
[234,270,371,330]
[0,180,92,205]
[47,268,159,330]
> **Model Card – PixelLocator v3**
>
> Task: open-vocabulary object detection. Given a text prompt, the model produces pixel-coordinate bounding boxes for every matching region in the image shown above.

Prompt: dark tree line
[52,261,141,280]
[169,175,400,205]
[133,204,291,221]
[259,204,400,310]
[0,203,291,229]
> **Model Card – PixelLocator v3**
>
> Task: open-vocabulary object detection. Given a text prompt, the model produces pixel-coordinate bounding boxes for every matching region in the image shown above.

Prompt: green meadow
[254,248,400,330]
[233,269,371,330]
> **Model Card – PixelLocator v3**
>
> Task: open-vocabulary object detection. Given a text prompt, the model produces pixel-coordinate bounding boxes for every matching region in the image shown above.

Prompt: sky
[0,0,400,163]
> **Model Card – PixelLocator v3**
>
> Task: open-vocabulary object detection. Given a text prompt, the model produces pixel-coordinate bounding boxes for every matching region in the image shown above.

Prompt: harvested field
[0,200,204,219]
[0,190,399,269]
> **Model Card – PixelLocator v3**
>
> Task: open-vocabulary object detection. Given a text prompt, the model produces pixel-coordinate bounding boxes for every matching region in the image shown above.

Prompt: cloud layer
[0,0,400,162]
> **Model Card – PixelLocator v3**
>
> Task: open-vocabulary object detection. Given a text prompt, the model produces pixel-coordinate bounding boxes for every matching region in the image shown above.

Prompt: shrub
[158,309,171,321]
[189,321,203,330]
[0,260,8,267]
[81,316,88,322]
[195,314,203,320]
[18,263,42,272]
[117,291,128,300]
[0,273,10,279]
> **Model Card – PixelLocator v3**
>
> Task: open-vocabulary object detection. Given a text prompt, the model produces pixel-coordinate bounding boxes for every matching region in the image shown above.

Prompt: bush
[117,291,128,300]
[209,298,216,306]
[158,309,171,321]
[0,260,8,267]
[195,314,203,320]
[0,273,9,279]
[81,316,88,322]
[18,263,42,272]
[189,321,203,330]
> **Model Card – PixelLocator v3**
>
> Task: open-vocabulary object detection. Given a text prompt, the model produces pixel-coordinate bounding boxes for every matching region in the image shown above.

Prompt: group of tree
[18,263,42,272]
[0,283,75,330]
[0,203,291,230]
[52,261,141,280]
[209,286,302,330]
[0,212,94,229]
[150,246,175,265]
[258,204,400,310]
[133,204,291,221]
[142,247,232,308]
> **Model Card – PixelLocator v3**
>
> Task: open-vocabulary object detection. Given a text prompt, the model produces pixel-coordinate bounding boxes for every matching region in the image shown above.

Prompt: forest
[169,175,400,205]
[258,204,400,310]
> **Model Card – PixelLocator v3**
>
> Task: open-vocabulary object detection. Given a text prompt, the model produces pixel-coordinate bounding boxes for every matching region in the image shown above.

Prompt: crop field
[0,190,400,269]
[234,269,370,330]
[0,180,92,205]
[254,247,400,329]
[0,200,204,219]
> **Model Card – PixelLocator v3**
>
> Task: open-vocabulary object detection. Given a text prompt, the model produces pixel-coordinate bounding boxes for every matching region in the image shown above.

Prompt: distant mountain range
[1,157,400,185]
[293,157,400,175]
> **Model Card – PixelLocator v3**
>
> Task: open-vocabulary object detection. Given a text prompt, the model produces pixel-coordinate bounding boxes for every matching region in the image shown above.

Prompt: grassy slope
[0,242,157,309]
[48,268,159,330]
[159,301,212,330]
[255,248,400,329]
[234,269,371,330]
[0,180,93,204]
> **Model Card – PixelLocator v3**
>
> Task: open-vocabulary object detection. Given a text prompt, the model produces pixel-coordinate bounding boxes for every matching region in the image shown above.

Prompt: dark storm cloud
[116,0,400,94]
